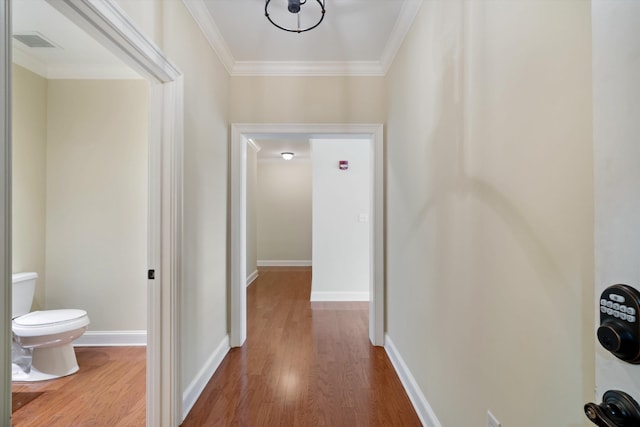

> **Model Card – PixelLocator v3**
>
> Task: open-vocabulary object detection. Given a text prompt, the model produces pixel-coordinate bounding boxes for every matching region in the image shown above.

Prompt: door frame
[1,1,184,425]
[230,123,385,347]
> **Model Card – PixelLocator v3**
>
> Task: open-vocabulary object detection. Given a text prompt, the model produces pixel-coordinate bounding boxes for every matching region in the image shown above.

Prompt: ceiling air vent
[13,32,57,48]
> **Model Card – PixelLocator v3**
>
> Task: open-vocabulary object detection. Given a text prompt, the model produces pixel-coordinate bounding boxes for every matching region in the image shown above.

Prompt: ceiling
[186,0,421,75]
[253,138,311,160]
[12,0,421,78]
[12,0,138,79]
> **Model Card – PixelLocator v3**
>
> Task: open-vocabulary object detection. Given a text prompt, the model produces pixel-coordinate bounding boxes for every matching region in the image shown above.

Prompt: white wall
[310,139,370,301]
[256,159,312,263]
[593,0,640,402]
[45,79,148,331]
[12,64,47,310]
[385,1,593,426]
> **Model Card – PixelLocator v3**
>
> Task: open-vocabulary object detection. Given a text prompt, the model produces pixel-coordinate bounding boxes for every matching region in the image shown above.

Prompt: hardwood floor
[11,268,420,426]
[11,346,146,427]
[182,267,421,426]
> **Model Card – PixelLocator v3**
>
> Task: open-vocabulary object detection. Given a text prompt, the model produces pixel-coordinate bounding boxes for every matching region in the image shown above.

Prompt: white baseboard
[384,334,442,427]
[73,330,147,347]
[182,335,230,422]
[310,291,369,301]
[257,260,312,267]
[246,269,259,287]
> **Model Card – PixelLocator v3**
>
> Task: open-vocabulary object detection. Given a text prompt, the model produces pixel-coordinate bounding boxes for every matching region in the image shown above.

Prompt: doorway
[1,0,183,425]
[230,123,385,348]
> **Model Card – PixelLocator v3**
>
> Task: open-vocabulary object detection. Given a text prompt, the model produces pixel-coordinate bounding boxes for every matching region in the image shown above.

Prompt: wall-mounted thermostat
[339,160,349,170]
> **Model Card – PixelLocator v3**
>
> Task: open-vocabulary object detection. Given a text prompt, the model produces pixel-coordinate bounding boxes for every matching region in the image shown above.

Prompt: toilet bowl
[12,272,90,382]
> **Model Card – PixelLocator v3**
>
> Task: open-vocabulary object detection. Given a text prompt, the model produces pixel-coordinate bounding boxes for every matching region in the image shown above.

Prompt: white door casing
[2,1,184,426]
[230,123,385,348]
[1,0,13,423]
[592,0,640,403]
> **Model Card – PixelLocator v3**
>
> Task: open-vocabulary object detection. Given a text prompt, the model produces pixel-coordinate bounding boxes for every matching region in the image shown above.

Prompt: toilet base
[12,343,79,382]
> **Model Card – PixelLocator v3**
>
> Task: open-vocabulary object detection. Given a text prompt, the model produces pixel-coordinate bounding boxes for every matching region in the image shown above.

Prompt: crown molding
[182,0,235,74]
[13,48,141,79]
[46,63,142,79]
[12,48,48,77]
[183,0,420,77]
[380,0,423,74]
[231,61,385,77]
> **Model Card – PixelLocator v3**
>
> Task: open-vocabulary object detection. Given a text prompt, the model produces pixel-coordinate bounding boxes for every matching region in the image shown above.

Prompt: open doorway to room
[247,138,312,281]
[2,0,182,425]
[248,137,372,303]
[230,124,384,349]
[10,0,147,423]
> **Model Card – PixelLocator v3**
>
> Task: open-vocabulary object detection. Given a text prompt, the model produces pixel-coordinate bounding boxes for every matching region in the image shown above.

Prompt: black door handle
[584,390,640,427]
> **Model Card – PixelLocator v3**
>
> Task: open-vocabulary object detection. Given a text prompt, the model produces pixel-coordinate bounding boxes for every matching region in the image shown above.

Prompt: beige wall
[162,0,230,394]
[117,0,231,396]
[45,79,148,331]
[257,160,312,262]
[385,1,593,426]
[230,76,385,123]
[12,64,47,310]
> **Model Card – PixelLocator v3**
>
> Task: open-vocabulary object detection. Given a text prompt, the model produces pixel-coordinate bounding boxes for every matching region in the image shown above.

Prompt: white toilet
[12,272,90,382]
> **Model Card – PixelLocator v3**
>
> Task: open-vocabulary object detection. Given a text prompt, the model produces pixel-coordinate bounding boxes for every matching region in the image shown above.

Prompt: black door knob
[585,390,640,427]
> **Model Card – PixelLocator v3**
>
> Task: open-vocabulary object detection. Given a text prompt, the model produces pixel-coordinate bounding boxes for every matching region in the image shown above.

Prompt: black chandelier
[265,0,326,33]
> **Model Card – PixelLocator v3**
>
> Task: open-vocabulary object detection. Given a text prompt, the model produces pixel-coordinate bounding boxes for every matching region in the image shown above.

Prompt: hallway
[182,267,420,426]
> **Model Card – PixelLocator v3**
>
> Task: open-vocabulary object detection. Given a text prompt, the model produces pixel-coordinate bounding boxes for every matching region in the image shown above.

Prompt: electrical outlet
[487,410,501,427]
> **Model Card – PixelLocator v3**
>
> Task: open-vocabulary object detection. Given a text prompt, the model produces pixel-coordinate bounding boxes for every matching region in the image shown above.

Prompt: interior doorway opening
[1,0,183,425]
[230,123,384,348]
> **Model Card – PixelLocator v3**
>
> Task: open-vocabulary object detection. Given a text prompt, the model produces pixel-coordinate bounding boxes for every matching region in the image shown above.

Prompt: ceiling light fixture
[281,152,294,160]
[265,0,326,33]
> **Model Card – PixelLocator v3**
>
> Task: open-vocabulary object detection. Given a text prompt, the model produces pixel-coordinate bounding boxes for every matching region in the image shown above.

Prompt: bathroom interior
[10,0,149,417]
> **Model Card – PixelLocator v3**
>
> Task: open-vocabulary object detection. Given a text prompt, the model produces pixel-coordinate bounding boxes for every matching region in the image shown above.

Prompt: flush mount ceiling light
[265,0,326,33]
[281,152,294,160]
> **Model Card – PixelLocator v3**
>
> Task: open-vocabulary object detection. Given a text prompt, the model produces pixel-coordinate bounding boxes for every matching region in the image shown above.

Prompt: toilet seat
[13,309,89,337]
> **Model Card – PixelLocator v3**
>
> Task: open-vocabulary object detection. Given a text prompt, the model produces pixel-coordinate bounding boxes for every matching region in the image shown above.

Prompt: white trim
[12,48,47,78]
[46,0,179,83]
[257,260,312,267]
[181,0,234,74]
[231,61,385,77]
[46,64,141,80]
[247,138,261,153]
[231,123,385,348]
[310,292,369,302]
[385,334,443,427]
[182,335,230,422]
[246,269,259,287]
[74,331,147,347]
[1,0,12,422]
[12,48,142,80]
[380,0,423,74]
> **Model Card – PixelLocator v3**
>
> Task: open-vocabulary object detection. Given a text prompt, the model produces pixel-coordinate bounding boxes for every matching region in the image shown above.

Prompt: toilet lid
[14,309,87,327]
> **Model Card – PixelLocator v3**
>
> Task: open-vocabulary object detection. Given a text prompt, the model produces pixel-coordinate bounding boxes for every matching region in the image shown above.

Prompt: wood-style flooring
[11,346,146,426]
[11,268,421,426]
[182,267,421,426]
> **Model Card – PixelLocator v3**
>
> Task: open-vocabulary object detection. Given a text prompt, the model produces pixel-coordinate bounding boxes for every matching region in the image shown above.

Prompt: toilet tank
[12,272,37,319]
